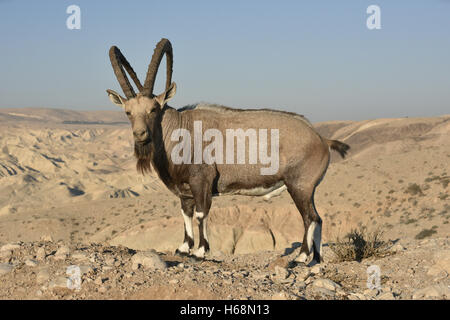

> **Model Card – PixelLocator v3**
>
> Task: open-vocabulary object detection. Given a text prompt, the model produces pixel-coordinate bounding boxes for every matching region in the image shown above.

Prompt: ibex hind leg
[285,183,323,265]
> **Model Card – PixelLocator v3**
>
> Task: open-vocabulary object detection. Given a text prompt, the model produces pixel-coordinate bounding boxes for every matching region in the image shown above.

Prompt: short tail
[326,139,350,159]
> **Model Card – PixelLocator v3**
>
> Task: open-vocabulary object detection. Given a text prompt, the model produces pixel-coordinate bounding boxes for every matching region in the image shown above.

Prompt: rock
[98,286,108,293]
[0,243,21,252]
[94,276,107,285]
[0,250,11,259]
[0,263,14,275]
[272,291,289,300]
[36,268,50,284]
[377,292,395,300]
[40,235,53,242]
[312,287,336,297]
[310,265,323,275]
[391,243,405,252]
[296,268,311,282]
[72,252,88,261]
[363,288,380,297]
[54,246,70,260]
[412,284,450,299]
[79,265,94,275]
[274,266,289,279]
[427,250,450,277]
[25,259,38,267]
[131,251,167,270]
[49,276,69,290]
[312,279,341,292]
[36,247,46,261]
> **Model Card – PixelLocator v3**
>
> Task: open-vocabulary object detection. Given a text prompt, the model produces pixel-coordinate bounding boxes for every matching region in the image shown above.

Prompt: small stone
[36,248,46,261]
[25,259,38,267]
[312,278,341,292]
[310,265,323,275]
[391,243,405,252]
[363,288,380,297]
[36,268,51,284]
[0,243,21,252]
[413,284,450,299]
[94,276,107,285]
[72,252,88,261]
[49,276,69,290]
[312,287,336,297]
[377,292,395,300]
[54,246,70,260]
[0,250,11,259]
[98,286,108,293]
[0,263,14,275]
[169,279,179,285]
[131,251,167,270]
[274,266,289,279]
[40,235,53,242]
[79,265,94,275]
[272,291,289,300]
[296,269,311,282]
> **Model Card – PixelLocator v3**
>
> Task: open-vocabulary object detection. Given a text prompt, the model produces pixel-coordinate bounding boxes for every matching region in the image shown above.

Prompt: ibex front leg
[189,175,213,259]
[175,197,195,256]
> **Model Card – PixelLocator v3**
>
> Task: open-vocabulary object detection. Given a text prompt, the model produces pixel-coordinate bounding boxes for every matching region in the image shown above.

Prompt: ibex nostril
[134,130,147,139]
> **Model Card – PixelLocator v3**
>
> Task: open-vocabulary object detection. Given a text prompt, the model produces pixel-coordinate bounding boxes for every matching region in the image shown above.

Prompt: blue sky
[0,0,449,122]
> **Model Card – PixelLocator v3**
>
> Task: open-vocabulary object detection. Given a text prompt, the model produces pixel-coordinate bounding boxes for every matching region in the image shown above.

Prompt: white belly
[216,181,286,199]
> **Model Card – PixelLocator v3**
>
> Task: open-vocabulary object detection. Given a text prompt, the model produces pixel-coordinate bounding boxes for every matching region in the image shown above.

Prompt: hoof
[174,249,190,257]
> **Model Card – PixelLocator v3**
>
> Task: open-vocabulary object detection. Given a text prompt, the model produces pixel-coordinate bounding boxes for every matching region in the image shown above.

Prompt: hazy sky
[0,0,449,122]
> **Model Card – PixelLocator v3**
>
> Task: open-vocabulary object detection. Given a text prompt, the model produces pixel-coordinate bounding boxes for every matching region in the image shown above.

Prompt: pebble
[48,276,69,290]
[25,259,38,267]
[377,291,395,300]
[40,235,53,242]
[54,246,70,260]
[312,278,341,292]
[72,252,88,261]
[36,268,51,284]
[0,263,14,275]
[296,269,311,282]
[36,247,46,261]
[274,266,289,279]
[310,265,323,275]
[0,250,11,259]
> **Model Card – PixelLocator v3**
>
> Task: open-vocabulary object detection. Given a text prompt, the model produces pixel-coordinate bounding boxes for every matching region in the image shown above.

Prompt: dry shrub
[330,227,392,262]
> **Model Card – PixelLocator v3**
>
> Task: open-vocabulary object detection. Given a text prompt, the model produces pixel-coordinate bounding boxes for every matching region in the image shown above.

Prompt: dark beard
[134,141,153,175]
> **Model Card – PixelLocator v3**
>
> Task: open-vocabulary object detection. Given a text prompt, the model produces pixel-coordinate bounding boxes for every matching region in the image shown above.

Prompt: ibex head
[106,39,176,167]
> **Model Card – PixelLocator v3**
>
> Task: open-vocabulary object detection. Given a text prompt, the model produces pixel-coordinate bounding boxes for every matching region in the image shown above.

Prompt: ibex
[106,39,349,264]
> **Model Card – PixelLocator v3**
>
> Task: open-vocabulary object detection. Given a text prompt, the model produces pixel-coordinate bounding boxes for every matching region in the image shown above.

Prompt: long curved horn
[109,46,144,99]
[142,38,173,97]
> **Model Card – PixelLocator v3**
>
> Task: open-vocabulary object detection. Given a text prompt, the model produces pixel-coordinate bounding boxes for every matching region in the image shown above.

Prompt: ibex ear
[155,82,177,107]
[106,89,127,108]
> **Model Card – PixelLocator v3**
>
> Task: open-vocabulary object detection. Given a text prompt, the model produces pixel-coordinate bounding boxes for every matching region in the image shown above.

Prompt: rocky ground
[0,108,448,300]
[0,238,448,300]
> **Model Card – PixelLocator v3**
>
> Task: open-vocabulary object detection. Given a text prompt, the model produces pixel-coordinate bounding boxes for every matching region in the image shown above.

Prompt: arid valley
[0,108,449,300]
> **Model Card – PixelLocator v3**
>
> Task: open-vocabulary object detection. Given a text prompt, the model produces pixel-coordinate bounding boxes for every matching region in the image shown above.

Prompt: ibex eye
[126,111,131,116]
